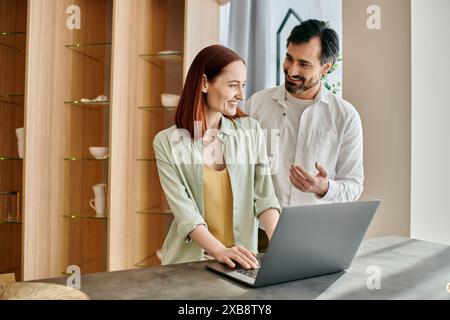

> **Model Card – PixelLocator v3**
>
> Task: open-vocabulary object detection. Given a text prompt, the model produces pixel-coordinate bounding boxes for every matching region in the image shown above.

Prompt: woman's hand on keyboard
[212,245,259,269]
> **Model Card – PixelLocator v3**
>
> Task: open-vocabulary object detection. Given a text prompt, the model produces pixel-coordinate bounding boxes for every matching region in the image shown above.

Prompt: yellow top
[203,165,235,247]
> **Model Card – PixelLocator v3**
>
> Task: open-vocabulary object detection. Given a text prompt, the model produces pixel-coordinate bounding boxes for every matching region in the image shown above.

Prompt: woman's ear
[201,74,208,93]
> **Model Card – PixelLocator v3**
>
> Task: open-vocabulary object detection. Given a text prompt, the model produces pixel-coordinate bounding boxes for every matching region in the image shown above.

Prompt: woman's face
[203,60,247,117]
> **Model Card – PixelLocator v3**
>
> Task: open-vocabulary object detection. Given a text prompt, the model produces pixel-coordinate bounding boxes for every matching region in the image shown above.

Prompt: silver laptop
[206,200,380,287]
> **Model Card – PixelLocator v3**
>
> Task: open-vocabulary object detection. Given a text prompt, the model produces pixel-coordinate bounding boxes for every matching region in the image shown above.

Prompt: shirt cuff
[177,215,207,244]
[317,179,336,202]
[254,197,282,218]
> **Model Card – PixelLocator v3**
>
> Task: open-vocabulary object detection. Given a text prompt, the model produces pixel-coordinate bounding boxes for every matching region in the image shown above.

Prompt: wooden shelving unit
[9,0,221,281]
[62,1,112,275]
[0,0,27,282]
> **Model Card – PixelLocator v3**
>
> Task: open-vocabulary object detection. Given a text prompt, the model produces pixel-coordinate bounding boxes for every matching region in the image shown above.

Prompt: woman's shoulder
[232,116,262,131]
[153,125,183,147]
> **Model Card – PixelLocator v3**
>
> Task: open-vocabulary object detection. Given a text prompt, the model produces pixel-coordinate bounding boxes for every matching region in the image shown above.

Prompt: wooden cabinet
[0,0,27,282]
[62,0,112,275]
[16,0,219,281]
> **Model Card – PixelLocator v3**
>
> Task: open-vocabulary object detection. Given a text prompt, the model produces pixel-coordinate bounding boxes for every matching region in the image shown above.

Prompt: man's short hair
[287,19,340,65]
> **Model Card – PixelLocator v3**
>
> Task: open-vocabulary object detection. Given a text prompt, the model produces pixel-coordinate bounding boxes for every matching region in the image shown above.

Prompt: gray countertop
[40,236,450,300]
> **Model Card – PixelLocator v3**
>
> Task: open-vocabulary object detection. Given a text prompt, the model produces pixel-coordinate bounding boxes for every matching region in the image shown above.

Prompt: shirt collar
[193,115,235,145]
[216,115,236,143]
[219,115,234,135]
[271,82,331,108]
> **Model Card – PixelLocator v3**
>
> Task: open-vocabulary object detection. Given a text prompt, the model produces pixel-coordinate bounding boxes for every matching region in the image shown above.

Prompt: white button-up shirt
[244,84,364,206]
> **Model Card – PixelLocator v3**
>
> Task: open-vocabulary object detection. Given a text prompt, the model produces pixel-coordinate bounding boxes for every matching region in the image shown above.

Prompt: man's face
[283,37,330,96]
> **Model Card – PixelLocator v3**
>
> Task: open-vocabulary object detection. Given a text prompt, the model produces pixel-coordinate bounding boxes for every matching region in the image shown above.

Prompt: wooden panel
[24,0,69,281]
[184,0,220,77]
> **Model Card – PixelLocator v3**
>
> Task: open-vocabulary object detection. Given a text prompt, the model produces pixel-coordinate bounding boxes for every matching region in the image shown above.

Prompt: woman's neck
[204,108,222,131]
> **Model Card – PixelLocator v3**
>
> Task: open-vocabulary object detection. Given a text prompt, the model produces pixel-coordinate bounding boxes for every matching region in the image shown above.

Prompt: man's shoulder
[245,85,283,116]
[328,93,361,121]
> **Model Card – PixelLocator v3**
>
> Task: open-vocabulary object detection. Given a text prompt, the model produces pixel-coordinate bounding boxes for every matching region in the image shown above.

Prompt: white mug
[89,196,106,217]
[16,127,24,159]
[92,183,107,198]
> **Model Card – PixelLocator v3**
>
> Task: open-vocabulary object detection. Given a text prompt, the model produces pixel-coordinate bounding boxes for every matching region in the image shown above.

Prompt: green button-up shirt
[153,116,281,265]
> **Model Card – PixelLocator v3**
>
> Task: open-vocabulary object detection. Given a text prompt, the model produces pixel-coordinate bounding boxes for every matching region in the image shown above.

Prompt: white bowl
[161,93,180,108]
[89,147,109,159]
[157,50,182,61]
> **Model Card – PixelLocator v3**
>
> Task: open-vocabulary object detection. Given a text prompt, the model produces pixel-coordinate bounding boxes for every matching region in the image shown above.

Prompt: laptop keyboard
[236,268,260,279]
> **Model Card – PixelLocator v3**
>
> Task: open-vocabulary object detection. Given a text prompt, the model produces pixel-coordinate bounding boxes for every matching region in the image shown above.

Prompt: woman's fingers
[236,245,259,267]
[219,256,236,269]
[230,253,251,269]
[217,246,260,269]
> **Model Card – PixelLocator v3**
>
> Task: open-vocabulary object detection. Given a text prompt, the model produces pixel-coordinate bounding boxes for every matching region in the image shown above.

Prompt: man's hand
[289,162,329,198]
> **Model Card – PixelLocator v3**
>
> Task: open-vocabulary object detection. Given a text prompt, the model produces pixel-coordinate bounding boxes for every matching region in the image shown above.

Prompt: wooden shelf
[65,42,112,62]
[137,206,172,216]
[0,31,26,53]
[62,211,108,220]
[64,100,110,110]
[0,94,24,106]
[138,105,177,112]
[0,156,23,161]
[0,31,26,35]
[134,250,161,268]
[0,219,22,224]
[139,51,183,68]
[64,157,108,161]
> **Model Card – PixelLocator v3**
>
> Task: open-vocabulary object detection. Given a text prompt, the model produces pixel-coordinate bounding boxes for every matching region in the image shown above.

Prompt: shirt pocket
[307,130,338,169]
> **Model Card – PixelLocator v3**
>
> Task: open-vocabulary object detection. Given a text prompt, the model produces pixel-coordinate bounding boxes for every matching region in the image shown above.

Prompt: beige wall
[342,0,411,238]
[411,0,450,246]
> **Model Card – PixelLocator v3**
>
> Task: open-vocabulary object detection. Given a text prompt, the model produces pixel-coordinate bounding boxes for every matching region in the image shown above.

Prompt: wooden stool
[0,282,90,300]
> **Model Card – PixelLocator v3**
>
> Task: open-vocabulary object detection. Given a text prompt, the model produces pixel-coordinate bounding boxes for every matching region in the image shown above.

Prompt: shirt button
[283,112,287,116]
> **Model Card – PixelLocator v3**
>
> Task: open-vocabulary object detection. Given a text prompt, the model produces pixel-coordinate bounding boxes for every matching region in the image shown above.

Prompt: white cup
[16,127,24,159]
[89,196,106,217]
[93,183,107,198]
[89,147,109,159]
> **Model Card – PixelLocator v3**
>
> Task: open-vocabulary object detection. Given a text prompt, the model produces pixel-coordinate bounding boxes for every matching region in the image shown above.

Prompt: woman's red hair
[175,45,247,139]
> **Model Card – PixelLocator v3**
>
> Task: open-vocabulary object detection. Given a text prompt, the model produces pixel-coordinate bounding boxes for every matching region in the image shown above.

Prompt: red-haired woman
[153,45,281,269]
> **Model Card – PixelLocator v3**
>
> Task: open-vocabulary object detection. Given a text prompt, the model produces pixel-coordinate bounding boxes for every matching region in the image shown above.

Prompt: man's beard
[284,71,321,95]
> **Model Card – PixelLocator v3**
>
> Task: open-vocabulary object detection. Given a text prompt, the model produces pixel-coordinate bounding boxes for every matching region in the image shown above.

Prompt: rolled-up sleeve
[253,121,282,217]
[153,133,206,243]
